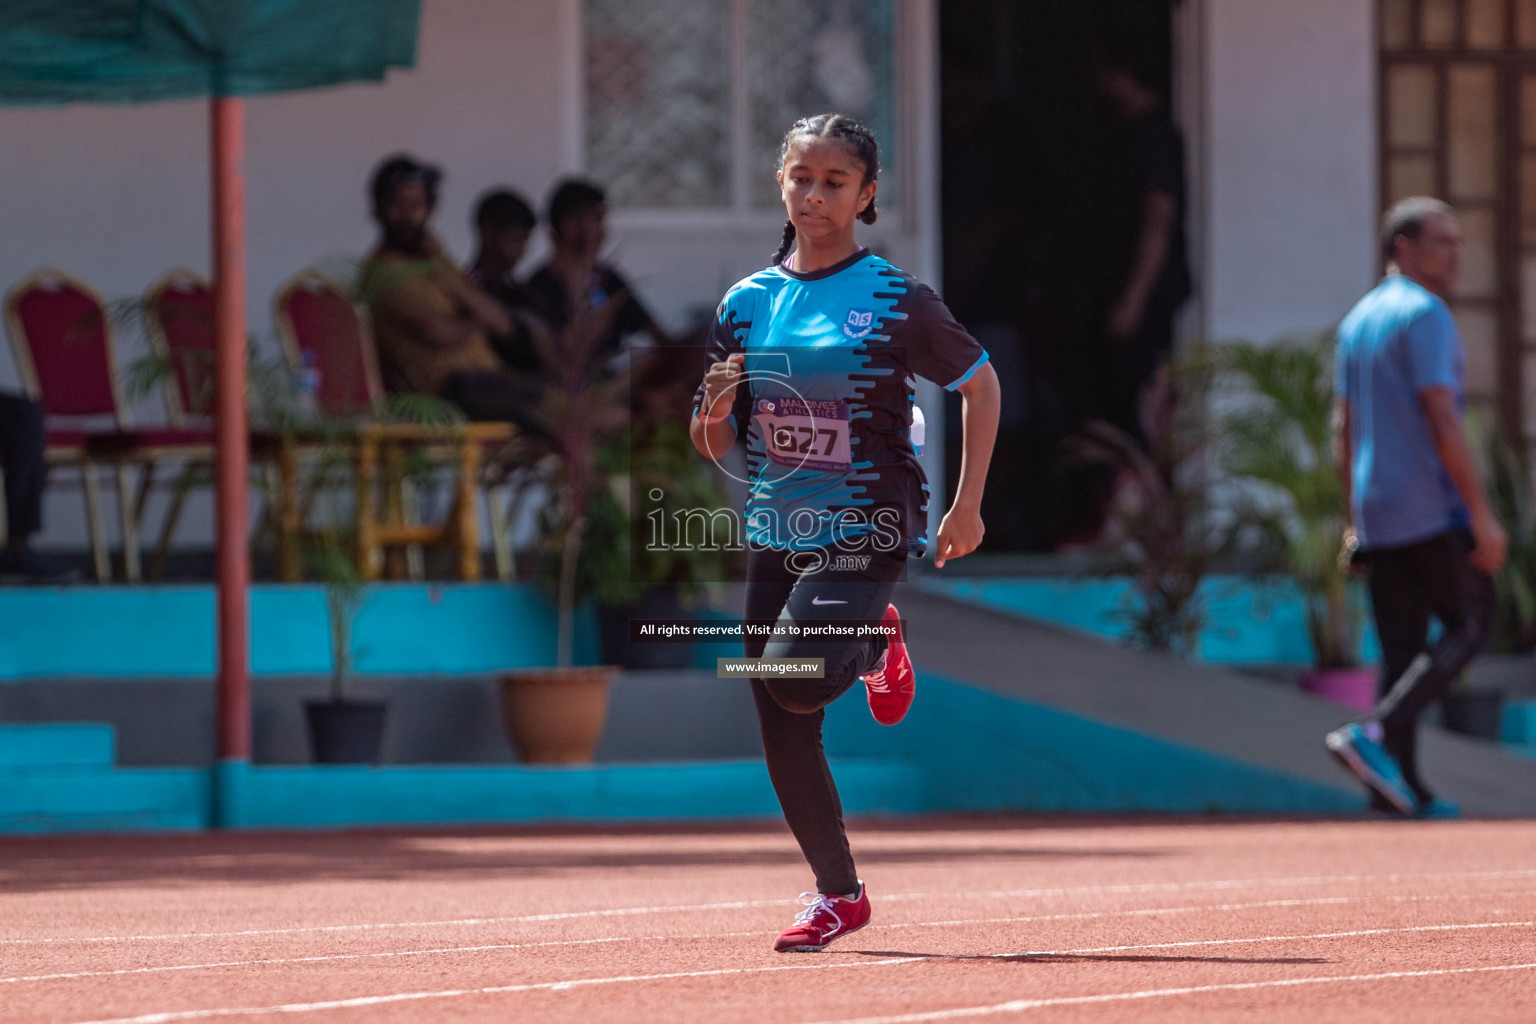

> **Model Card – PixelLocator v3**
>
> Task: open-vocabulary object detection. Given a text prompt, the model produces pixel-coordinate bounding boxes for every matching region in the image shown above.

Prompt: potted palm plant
[495,308,633,763]
[256,335,459,764]
[594,367,736,670]
[1483,422,1536,654]
[1078,348,1236,655]
[1216,332,1374,708]
[302,531,386,762]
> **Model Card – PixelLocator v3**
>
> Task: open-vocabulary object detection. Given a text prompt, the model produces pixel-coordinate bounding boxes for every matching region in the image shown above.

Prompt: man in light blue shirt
[1326,197,1506,817]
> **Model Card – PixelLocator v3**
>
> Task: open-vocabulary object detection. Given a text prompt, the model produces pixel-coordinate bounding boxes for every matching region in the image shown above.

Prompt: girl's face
[777,137,877,247]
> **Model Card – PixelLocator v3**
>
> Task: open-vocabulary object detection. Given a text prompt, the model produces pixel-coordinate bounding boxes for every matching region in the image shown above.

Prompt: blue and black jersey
[693,248,989,557]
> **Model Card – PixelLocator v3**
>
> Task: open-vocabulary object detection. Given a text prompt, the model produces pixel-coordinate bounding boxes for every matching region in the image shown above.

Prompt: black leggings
[745,543,905,895]
[1363,529,1494,802]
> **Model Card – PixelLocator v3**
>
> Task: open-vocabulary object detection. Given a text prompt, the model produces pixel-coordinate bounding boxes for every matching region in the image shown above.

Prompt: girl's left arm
[934,361,1000,568]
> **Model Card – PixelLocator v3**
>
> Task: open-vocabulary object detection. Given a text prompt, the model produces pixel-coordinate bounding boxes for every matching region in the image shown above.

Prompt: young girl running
[690,113,1000,952]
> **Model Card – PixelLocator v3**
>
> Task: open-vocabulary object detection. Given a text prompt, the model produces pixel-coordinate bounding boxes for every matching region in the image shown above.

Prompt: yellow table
[256,421,517,582]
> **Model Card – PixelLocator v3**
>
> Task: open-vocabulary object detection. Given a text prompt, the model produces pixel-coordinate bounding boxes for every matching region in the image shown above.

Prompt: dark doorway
[939,0,1180,552]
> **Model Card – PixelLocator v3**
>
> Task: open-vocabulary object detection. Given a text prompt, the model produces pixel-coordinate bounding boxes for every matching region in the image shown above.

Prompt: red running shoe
[772,883,871,952]
[862,603,914,725]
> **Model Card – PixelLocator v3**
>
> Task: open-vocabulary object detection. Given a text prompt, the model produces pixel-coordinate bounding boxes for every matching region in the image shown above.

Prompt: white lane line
[0,936,649,986]
[0,901,785,947]
[1006,919,1536,958]
[47,919,1536,1022]
[62,956,920,1024]
[5,891,1525,987]
[900,889,1527,932]
[797,961,1536,1024]
[7,868,1536,947]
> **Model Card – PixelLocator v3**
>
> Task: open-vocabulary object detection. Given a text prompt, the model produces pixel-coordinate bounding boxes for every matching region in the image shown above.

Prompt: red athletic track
[0,816,1533,1023]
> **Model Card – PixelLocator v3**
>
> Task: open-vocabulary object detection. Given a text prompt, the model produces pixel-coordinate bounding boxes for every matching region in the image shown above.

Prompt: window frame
[576,0,913,233]
[1378,0,1529,437]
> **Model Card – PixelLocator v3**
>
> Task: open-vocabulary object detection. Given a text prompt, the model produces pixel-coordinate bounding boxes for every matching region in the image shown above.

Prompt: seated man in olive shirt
[358,155,545,434]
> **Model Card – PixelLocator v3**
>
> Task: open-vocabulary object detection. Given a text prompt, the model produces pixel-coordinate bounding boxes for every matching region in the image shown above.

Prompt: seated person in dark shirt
[467,189,549,374]
[0,392,76,584]
[526,178,673,364]
[356,155,546,436]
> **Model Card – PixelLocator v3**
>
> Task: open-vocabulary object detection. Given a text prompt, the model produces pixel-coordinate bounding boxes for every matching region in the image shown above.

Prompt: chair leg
[81,461,110,583]
[115,462,142,583]
[151,466,195,582]
[295,451,327,526]
[497,467,544,582]
[354,435,380,582]
[401,477,425,582]
[246,460,278,563]
[456,436,482,582]
[277,443,302,583]
[133,461,157,531]
[381,443,409,581]
[487,482,512,582]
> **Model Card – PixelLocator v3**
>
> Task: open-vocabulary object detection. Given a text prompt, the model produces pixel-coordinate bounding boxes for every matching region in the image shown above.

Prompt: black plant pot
[1441,690,1505,741]
[599,587,697,670]
[305,699,388,764]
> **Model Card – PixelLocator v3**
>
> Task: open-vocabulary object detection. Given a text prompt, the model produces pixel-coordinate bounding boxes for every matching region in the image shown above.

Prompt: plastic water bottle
[296,350,322,418]
[910,403,925,456]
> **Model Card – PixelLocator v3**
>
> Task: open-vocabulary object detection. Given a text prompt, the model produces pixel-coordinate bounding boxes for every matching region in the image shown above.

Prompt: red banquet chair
[270,271,385,577]
[273,270,384,419]
[135,268,221,578]
[3,267,130,582]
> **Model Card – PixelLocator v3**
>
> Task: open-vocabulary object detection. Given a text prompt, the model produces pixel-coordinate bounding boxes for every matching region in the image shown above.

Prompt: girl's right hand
[700,353,745,420]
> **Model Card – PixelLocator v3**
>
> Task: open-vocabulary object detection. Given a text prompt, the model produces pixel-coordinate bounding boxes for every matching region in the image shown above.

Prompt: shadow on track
[852,949,1329,966]
[0,823,1169,893]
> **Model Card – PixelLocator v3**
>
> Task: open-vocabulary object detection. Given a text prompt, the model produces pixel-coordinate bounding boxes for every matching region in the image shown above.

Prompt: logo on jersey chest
[843,309,876,339]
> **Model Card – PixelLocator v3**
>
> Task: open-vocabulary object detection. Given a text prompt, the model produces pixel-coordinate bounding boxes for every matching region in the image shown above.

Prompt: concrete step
[217,757,926,829]
[0,766,208,832]
[0,757,925,833]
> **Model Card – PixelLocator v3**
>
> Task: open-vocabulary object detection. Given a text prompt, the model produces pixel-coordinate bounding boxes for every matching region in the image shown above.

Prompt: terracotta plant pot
[499,666,615,764]
[1300,667,1378,711]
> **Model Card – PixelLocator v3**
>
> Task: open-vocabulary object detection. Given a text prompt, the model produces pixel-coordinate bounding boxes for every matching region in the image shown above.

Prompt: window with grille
[584,0,900,212]
[1379,0,1536,438]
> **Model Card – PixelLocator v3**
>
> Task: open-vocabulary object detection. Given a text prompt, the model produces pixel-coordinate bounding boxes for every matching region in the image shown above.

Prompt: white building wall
[0,0,935,552]
[1199,0,1378,343]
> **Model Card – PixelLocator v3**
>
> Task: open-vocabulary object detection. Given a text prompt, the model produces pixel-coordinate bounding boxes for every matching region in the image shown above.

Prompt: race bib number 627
[753,396,852,473]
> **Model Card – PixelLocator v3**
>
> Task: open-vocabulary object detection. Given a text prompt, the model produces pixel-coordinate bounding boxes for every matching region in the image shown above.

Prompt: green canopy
[0,0,419,104]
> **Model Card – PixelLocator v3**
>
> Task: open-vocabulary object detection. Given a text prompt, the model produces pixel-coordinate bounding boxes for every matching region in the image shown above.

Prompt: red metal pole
[212,96,250,767]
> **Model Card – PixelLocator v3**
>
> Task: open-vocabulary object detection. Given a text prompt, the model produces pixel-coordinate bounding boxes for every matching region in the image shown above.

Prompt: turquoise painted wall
[0,584,599,679]
[212,758,926,830]
[0,576,1383,680]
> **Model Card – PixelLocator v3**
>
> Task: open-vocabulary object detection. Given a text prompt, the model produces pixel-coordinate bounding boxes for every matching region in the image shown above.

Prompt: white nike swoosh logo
[810,597,848,605]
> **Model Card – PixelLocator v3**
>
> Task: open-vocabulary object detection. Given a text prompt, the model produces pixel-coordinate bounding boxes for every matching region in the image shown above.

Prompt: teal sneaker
[1416,797,1460,819]
[1326,722,1418,816]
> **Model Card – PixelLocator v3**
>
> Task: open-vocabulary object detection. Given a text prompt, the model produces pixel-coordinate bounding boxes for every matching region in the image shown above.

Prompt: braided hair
[771,113,880,266]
